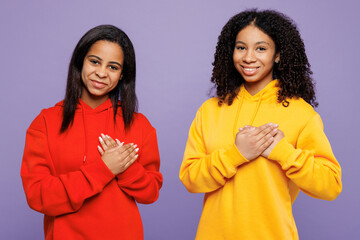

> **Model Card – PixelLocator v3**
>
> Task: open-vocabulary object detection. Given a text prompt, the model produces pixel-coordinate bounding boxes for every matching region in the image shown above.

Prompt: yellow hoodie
[180,80,342,240]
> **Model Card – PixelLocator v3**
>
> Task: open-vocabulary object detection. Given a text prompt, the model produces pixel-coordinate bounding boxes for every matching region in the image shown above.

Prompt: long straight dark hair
[60,25,138,132]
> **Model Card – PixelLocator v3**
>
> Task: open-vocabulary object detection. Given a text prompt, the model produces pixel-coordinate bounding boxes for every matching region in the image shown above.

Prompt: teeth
[244,68,257,71]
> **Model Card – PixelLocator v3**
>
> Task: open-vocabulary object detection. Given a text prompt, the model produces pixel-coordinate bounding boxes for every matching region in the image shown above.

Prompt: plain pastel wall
[0,0,359,239]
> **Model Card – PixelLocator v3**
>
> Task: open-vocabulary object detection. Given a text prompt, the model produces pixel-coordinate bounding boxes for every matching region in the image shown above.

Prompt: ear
[275,53,280,63]
[119,73,123,80]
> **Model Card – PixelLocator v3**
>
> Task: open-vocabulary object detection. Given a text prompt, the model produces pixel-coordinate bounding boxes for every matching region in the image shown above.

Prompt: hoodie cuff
[268,138,297,167]
[80,160,115,190]
[117,162,145,185]
[223,144,249,168]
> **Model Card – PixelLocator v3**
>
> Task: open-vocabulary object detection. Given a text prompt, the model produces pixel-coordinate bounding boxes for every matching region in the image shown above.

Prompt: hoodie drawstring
[233,91,265,137]
[81,99,112,164]
[249,91,264,125]
[81,104,88,163]
[233,94,244,138]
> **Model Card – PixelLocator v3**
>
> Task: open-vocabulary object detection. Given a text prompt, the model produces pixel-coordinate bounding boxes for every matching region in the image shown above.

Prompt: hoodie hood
[55,98,114,112]
[56,98,115,164]
[78,98,113,113]
[233,80,279,136]
[80,98,114,164]
[238,79,279,103]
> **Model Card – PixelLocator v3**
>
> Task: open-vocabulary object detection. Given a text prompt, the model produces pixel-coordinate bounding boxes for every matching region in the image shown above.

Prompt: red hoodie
[21,99,163,240]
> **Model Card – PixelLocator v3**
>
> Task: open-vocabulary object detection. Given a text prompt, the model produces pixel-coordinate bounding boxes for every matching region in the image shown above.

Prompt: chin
[242,77,260,83]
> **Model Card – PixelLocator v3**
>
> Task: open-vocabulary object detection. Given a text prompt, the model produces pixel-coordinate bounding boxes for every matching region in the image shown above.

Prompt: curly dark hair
[211,9,318,107]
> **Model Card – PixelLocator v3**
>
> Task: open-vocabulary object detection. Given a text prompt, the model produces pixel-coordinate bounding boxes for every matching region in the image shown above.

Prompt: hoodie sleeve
[179,107,249,193]
[116,124,163,204]
[21,112,115,216]
[268,113,342,200]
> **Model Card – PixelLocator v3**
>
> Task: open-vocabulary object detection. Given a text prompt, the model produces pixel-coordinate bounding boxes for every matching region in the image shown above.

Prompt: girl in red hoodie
[21,25,163,240]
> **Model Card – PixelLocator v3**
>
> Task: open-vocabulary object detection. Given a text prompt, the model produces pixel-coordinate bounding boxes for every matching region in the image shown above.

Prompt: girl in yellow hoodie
[180,9,342,240]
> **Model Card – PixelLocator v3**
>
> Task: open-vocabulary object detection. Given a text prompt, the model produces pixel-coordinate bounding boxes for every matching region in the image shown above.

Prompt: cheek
[260,54,274,67]
[114,78,121,86]
[110,74,122,87]
[81,65,89,80]
[233,53,240,68]
[233,53,242,71]
[266,59,275,69]
[80,69,86,83]
[233,51,240,62]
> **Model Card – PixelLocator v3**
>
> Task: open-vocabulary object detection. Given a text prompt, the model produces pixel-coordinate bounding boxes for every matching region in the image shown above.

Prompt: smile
[91,80,107,88]
[242,66,259,75]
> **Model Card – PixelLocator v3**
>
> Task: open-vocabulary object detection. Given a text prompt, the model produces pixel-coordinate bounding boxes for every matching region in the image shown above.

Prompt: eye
[109,65,119,71]
[89,59,99,65]
[236,46,246,50]
[257,46,266,51]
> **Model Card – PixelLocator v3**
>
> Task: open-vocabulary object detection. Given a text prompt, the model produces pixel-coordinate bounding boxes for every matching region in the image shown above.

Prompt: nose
[242,50,256,63]
[95,66,107,78]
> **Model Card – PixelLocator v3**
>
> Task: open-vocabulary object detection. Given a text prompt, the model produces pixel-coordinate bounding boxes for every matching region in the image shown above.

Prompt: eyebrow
[87,55,122,67]
[235,41,271,46]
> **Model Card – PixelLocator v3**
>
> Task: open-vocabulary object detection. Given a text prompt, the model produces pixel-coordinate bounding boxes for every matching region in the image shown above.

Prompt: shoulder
[198,96,240,117]
[131,112,155,132]
[201,97,220,109]
[127,112,158,141]
[287,98,316,115]
[197,97,223,114]
[132,112,151,125]
[28,101,64,131]
[41,101,64,117]
[285,97,320,126]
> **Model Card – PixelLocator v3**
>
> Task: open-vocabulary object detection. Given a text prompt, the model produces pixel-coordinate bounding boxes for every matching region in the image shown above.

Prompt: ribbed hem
[80,160,115,190]
[268,138,296,167]
[223,144,249,168]
[117,162,145,185]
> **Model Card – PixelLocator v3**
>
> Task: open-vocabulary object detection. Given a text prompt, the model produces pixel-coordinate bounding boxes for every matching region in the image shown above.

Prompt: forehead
[87,40,124,60]
[235,25,274,45]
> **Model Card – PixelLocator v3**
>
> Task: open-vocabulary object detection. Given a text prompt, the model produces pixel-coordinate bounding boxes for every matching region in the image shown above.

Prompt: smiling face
[81,40,124,108]
[233,25,279,95]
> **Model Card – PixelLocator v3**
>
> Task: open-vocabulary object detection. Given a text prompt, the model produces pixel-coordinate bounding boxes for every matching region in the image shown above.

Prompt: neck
[244,78,273,96]
[81,91,109,109]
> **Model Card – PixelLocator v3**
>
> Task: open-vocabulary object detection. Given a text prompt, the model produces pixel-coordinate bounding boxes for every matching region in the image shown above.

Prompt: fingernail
[135,148,139,152]
[99,136,104,142]
[101,133,105,138]
[269,123,273,126]
[134,144,137,148]
[239,128,243,131]
[135,154,138,158]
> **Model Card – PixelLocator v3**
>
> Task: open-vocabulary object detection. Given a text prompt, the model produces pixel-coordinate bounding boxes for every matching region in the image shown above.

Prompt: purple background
[0,0,359,239]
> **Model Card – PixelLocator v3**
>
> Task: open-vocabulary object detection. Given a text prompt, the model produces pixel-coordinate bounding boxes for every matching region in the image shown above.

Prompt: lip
[91,80,107,89]
[241,66,259,76]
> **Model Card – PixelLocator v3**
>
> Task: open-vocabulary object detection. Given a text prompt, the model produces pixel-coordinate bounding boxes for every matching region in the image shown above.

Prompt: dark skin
[233,26,284,160]
[98,134,138,175]
[235,124,284,160]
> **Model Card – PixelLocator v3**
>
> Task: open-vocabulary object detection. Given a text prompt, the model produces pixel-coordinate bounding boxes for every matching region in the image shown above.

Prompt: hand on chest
[47,113,138,175]
[203,102,301,154]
